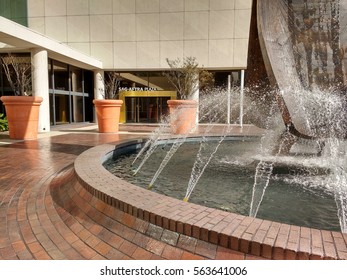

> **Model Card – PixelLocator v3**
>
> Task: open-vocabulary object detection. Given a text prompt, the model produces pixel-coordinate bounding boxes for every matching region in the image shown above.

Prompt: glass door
[125,97,137,123]
[125,97,170,123]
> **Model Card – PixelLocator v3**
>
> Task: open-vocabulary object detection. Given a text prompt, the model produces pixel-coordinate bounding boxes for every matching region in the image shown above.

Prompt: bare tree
[1,53,31,96]
[163,57,214,99]
[98,71,123,99]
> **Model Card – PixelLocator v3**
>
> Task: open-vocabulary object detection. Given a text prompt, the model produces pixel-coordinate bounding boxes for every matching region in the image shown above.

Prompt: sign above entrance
[119,87,158,91]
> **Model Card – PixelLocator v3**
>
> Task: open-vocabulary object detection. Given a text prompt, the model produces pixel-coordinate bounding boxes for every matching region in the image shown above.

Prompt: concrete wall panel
[27,0,252,69]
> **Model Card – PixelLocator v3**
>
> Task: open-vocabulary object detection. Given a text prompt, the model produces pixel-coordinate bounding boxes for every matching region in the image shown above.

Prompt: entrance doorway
[119,90,176,123]
[125,96,170,123]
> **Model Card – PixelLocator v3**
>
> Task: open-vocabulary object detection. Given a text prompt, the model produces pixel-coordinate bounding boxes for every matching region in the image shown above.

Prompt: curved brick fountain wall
[72,139,347,260]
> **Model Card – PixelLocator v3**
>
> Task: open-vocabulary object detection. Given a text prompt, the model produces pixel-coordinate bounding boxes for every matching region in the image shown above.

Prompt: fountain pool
[104,136,340,232]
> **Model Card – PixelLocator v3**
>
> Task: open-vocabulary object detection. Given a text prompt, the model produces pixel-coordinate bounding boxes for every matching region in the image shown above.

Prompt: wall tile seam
[31,10,250,17]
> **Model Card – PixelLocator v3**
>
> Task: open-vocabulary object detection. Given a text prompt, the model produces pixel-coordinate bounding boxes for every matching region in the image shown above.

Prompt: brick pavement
[1,123,346,260]
[0,123,267,260]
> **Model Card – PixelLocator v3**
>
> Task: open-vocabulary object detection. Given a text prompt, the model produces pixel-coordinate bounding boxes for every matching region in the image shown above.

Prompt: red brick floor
[0,123,268,260]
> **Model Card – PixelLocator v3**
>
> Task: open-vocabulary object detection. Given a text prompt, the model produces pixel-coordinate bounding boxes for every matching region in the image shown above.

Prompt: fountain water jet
[184,106,234,201]
[146,89,235,190]
[132,114,171,175]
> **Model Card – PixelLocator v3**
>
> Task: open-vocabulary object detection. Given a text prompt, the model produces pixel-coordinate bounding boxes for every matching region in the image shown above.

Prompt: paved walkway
[0,123,265,260]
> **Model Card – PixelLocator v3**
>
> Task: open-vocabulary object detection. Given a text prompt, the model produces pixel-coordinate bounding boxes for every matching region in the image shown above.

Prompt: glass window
[52,61,69,91]
[0,0,28,26]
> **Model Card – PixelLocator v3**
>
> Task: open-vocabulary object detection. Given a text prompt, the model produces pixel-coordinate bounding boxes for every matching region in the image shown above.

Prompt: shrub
[0,113,8,132]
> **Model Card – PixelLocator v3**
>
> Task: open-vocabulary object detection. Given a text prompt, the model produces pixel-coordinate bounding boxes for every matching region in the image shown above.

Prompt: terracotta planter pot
[93,99,123,133]
[167,99,198,134]
[0,96,43,140]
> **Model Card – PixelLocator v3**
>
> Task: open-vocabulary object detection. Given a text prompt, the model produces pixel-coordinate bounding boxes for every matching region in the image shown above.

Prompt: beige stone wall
[27,0,252,70]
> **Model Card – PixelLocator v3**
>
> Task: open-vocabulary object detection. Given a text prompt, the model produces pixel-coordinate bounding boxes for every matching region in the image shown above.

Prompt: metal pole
[51,60,56,126]
[68,64,72,123]
[82,70,85,123]
[227,74,231,124]
[240,70,245,128]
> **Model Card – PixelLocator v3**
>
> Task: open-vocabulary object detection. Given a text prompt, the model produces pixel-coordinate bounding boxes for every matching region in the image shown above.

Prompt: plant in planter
[163,56,214,134]
[0,113,8,132]
[0,53,43,140]
[93,72,123,133]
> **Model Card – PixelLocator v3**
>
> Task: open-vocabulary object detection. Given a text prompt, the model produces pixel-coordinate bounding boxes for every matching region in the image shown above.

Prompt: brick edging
[73,139,347,260]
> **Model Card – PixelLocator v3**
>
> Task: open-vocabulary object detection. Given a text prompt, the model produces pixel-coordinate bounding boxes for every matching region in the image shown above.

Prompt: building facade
[0,0,252,131]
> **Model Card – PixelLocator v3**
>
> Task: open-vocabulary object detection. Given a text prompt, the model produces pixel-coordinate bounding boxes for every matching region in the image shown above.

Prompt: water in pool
[104,138,340,231]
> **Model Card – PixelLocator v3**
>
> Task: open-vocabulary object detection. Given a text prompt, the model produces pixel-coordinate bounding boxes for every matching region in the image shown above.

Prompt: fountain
[103,0,347,235]
[104,83,341,230]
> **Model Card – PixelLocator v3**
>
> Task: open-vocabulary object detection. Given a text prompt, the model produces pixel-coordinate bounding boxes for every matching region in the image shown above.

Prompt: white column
[93,69,104,123]
[94,69,104,100]
[31,48,50,133]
